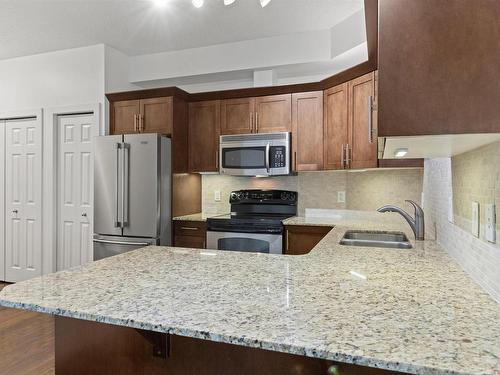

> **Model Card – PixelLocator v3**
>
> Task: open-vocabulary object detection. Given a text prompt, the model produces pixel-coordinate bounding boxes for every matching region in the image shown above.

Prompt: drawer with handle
[174,220,207,237]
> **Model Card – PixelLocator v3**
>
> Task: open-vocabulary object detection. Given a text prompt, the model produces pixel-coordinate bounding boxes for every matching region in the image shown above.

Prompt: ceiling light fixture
[394,148,409,158]
[192,0,204,8]
[224,0,236,5]
[151,0,168,8]
[260,0,272,7]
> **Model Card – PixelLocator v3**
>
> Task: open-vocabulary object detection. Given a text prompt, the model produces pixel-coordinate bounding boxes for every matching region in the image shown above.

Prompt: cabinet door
[348,72,377,169]
[255,94,291,133]
[284,226,332,255]
[139,97,173,135]
[111,100,140,135]
[323,83,348,170]
[291,91,324,171]
[188,101,220,172]
[220,98,254,135]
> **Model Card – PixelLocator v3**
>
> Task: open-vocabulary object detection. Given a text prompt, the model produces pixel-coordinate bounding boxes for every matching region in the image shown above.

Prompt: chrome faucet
[377,200,425,240]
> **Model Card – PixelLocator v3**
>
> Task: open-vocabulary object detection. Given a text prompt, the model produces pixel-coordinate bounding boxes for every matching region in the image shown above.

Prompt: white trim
[43,104,100,274]
[0,109,43,282]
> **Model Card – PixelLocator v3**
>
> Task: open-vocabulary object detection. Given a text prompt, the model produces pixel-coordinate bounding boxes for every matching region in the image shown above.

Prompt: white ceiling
[0,0,364,60]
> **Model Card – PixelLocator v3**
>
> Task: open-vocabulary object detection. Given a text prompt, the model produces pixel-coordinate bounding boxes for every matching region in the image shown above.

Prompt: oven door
[206,231,283,254]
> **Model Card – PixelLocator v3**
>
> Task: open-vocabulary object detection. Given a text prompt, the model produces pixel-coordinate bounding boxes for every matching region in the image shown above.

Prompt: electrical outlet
[471,201,480,238]
[214,190,221,202]
[485,204,496,243]
[337,191,346,203]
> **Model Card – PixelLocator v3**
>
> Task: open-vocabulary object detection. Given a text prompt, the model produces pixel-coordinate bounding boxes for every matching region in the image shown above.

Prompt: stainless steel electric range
[206,189,297,254]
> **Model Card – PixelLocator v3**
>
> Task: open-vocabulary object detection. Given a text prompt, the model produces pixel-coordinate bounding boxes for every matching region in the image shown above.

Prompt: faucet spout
[377,200,425,241]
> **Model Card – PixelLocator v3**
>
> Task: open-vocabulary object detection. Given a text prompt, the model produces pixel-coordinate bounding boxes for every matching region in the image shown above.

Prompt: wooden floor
[0,282,55,375]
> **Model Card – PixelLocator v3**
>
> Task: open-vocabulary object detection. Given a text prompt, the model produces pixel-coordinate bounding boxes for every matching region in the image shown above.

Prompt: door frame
[44,104,101,274]
[0,108,43,282]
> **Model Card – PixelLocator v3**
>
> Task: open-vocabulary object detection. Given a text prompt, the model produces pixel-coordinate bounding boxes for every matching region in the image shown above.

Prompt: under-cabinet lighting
[394,148,409,158]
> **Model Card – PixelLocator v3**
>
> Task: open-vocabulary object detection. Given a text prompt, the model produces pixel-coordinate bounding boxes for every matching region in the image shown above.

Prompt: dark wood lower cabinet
[173,220,206,249]
[284,225,333,255]
[55,316,402,375]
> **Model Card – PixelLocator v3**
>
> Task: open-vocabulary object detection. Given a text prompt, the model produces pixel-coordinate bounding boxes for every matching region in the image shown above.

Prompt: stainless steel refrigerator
[93,133,171,260]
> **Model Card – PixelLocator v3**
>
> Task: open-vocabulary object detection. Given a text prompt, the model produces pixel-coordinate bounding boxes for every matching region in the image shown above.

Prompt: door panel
[188,101,220,172]
[94,135,123,236]
[324,83,349,170]
[123,134,159,238]
[220,98,254,135]
[58,114,95,271]
[140,97,173,135]
[291,91,324,171]
[112,100,140,135]
[0,121,4,281]
[5,117,42,282]
[349,72,378,169]
[255,94,291,133]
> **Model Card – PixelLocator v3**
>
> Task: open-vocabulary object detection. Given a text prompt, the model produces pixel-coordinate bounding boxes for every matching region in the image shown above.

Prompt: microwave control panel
[270,146,287,168]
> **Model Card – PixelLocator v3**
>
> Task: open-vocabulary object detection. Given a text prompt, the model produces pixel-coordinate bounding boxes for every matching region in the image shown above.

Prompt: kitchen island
[1,212,499,375]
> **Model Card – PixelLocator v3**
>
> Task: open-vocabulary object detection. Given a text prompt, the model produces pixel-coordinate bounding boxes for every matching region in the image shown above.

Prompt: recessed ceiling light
[192,0,204,8]
[260,0,272,7]
[151,0,168,8]
[394,148,409,158]
[224,0,236,5]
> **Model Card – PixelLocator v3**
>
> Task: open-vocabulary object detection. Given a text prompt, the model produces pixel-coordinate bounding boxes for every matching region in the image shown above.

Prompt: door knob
[82,213,87,217]
[12,209,18,214]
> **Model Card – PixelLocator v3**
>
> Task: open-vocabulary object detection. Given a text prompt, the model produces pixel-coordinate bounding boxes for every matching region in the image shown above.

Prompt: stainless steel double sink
[340,230,413,249]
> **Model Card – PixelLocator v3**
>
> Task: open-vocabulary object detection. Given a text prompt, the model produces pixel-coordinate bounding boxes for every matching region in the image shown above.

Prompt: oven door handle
[265,143,271,174]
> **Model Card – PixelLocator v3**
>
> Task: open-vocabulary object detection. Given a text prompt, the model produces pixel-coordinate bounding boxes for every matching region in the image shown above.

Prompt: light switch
[485,204,496,243]
[471,201,480,238]
[337,191,346,203]
[214,190,221,202]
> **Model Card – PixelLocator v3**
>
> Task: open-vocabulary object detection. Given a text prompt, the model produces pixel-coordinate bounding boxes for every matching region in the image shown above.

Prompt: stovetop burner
[207,189,297,234]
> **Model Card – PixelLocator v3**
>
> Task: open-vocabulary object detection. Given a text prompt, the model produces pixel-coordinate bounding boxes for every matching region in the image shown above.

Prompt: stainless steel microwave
[219,132,291,176]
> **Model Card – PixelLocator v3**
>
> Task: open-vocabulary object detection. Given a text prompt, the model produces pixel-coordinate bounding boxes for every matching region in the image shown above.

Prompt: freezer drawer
[93,235,158,261]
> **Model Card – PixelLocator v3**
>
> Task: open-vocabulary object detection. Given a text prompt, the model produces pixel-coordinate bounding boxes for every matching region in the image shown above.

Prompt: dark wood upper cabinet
[378,0,500,136]
[139,97,173,134]
[188,100,220,173]
[348,72,378,169]
[323,83,349,170]
[220,98,254,135]
[254,94,292,133]
[291,91,324,171]
[112,100,141,135]
[109,96,188,173]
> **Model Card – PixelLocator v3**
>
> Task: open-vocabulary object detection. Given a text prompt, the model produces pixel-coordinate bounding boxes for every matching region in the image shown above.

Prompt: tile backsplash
[202,168,423,215]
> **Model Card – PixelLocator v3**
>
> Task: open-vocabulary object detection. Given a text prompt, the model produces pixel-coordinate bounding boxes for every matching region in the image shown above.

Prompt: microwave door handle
[265,143,271,174]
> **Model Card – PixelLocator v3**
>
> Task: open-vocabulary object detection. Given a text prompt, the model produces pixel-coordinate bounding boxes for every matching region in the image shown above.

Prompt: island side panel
[55,316,403,375]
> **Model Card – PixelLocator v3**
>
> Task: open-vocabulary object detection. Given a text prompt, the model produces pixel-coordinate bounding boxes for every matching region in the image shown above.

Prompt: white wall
[0,45,106,113]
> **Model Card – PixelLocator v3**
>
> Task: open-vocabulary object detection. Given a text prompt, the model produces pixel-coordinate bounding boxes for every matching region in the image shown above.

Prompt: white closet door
[5,117,43,282]
[0,121,5,282]
[57,114,95,270]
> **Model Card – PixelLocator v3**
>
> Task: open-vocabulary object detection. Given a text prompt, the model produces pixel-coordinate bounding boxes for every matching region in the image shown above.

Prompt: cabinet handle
[294,151,297,171]
[181,227,199,231]
[139,114,144,132]
[346,144,351,169]
[368,95,373,143]
[133,114,138,132]
[255,112,259,133]
[340,145,345,169]
[250,112,254,133]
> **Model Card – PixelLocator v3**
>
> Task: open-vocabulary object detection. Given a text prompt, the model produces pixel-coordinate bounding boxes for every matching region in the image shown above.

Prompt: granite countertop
[172,212,217,221]
[1,212,499,375]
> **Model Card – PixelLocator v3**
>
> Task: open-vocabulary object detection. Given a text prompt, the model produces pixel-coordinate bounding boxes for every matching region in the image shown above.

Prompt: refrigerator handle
[114,143,122,228]
[93,238,151,246]
[122,143,130,227]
